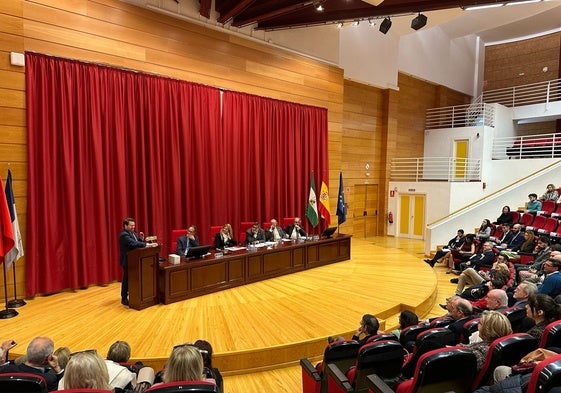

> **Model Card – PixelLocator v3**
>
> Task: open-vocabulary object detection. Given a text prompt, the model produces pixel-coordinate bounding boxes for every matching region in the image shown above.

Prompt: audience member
[452,257,511,296]
[525,293,561,340]
[526,193,542,214]
[351,314,379,346]
[542,183,559,202]
[245,222,266,245]
[0,336,63,391]
[477,219,492,241]
[516,235,551,281]
[492,223,512,247]
[162,344,207,383]
[391,310,419,339]
[194,340,223,393]
[446,297,475,343]
[265,219,286,242]
[62,351,111,390]
[538,258,561,297]
[285,217,307,239]
[176,225,200,255]
[456,241,495,273]
[511,281,538,308]
[443,233,476,273]
[0,339,15,365]
[501,229,534,260]
[494,206,513,226]
[214,224,237,250]
[424,229,465,267]
[53,347,71,370]
[499,224,524,251]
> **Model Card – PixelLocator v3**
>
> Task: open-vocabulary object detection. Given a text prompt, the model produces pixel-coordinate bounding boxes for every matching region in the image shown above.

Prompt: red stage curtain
[25,53,327,296]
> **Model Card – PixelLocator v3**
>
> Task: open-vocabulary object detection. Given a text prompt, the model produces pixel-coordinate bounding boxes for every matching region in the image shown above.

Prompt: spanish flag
[318,180,331,226]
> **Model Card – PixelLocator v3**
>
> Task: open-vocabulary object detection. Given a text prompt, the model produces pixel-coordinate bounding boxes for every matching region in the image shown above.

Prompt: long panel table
[158,234,351,304]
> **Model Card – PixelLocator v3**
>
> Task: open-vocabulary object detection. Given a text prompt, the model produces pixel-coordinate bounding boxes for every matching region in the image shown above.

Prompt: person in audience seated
[477,219,492,241]
[492,223,512,248]
[494,206,513,226]
[214,224,237,250]
[105,341,139,390]
[265,219,286,242]
[446,297,474,343]
[194,340,223,393]
[542,183,559,202]
[245,222,266,245]
[538,258,561,297]
[501,229,534,260]
[391,310,419,339]
[511,281,538,308]
[162,344,209,384]
[0,339,16,365]
[516,235,551,282]
[285,217,307,239]
[499,223,524,250]
[0,337,64,391]
[176,225,200,255]
[424,229,465,267]
[484,289,509,312]
[452,256,511,295]
[351,314,379,346]
[456,241,495,273]
[62,351,111,390]
[53,347,71,370]
[526,193,542,214]
[443,233,476,273]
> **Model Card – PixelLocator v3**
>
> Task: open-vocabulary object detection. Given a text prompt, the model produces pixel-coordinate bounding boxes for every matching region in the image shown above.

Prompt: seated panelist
[245,222,266,245]
[265,219,286,241]
[214,223,237,250]
[176,225,200,256]
[285,217,307,239]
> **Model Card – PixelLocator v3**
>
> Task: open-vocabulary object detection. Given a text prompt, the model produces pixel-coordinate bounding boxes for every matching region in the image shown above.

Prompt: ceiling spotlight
[352,20,360,27]
[337,21,344,28]
[411,13,427,30]
[368,18,376,27]
[379,17,392,34]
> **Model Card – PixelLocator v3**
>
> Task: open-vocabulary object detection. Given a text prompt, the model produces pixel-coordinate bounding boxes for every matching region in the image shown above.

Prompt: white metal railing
[426,103,495,130]
[492,132,561,160]
[390,157,481,182]
[483,78,561,107]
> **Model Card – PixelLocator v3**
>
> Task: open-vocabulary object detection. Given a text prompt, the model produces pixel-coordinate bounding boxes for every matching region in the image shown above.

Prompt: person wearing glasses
[176,225,200,256]
[0,336,63,391]
[538,258,561,297]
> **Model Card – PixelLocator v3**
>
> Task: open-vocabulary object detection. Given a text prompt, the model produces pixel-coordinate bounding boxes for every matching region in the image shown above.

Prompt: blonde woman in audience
[63,351,112,390]
[53,346,71,370]
[162,344,211,384]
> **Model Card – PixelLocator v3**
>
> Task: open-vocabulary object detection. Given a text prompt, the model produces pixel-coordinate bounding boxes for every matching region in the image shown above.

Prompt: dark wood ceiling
[199,0,507,30]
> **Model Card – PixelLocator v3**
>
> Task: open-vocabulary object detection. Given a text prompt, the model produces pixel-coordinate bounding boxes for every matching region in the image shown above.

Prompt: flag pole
[0,257,18,319]
[7,263,25,308]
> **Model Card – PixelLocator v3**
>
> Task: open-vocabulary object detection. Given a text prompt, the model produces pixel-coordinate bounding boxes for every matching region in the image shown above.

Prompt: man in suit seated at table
[265,219,286,242]
[176,225,200,256]
[245,222,266,245]
[285,217,307,240]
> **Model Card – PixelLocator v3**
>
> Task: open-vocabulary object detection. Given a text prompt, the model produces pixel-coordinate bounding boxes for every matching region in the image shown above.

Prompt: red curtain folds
[25,53,328,296]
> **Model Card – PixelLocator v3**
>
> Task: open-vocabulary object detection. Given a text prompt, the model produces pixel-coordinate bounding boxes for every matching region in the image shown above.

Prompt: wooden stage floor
[2,236,451,390]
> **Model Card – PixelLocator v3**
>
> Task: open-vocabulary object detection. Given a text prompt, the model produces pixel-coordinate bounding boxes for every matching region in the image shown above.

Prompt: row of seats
[490,211,561,239]
[0,373,218,393]
[301,320,561,393]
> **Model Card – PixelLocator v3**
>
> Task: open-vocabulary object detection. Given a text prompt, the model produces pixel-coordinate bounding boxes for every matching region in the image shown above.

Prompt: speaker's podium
[127,245,160,310]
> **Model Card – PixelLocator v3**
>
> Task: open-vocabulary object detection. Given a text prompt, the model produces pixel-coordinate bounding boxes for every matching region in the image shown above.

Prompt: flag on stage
[336,172,347,225]
[305,173,319,228]
[0,175,15,260]
[318,179,331,226]
[4,169,24,269]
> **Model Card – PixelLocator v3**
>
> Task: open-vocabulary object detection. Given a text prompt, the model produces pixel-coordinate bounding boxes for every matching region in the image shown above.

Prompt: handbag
[511,348,559,375]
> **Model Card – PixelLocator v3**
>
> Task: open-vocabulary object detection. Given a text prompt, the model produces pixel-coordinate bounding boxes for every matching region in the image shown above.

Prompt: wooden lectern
[127,245,160,310]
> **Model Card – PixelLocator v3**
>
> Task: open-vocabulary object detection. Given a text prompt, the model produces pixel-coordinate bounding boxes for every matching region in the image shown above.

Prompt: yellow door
[399,194,425,239]
[454,139,469,179]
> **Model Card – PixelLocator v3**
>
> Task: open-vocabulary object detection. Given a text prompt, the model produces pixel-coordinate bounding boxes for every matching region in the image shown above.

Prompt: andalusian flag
[306,173,319,227]
[318,179,331,225]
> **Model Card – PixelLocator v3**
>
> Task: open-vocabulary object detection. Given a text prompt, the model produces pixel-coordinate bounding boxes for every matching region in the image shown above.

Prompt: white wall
[268,25,340,65]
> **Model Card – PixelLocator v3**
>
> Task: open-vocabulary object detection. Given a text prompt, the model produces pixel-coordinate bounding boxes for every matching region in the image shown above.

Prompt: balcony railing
[482,78,561,107]
[492,132,561,160]
[426,103,495,130]
[390,157,481,182]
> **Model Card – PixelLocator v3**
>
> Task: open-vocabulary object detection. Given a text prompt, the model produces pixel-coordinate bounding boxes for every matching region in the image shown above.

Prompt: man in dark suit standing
[119,217,149,306]
[175,225,200,256]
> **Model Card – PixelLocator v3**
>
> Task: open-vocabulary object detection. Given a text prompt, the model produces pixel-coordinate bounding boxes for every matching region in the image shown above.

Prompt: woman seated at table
[214,224,237,250]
